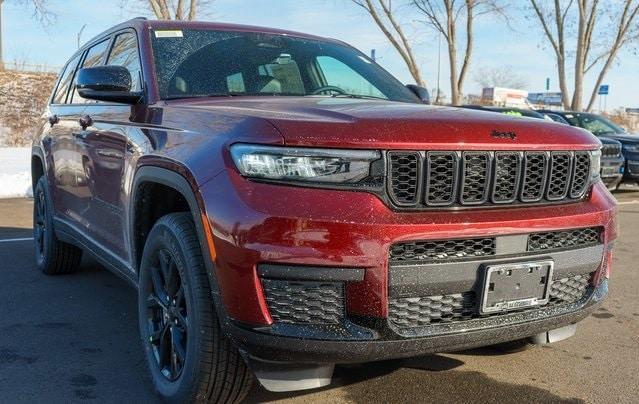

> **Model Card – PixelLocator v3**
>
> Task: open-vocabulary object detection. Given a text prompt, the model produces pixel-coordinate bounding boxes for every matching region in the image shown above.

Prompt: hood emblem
[491,130,517,140]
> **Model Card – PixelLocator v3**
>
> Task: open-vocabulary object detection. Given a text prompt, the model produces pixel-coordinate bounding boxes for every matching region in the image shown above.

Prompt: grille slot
[570,152,591,198]
[546,152,572,200]
[388,274,592,329]
[389,238,496,263]
[460,152,490,204]
[492,152,521,203]
[261,279,344,324]
[388,152,420,205]
[520,152,548,202]
[527,227,602,252]
[425,152,458,206]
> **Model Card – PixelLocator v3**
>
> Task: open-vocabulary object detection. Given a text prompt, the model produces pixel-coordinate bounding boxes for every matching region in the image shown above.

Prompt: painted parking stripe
[0,237,33,243]
[618,200,639,205]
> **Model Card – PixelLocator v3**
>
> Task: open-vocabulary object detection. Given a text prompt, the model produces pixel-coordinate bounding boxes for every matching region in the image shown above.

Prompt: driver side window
[314,56,386,99]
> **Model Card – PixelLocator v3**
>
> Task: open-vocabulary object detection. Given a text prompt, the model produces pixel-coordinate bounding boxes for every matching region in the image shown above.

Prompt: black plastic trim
[258,264,365,282]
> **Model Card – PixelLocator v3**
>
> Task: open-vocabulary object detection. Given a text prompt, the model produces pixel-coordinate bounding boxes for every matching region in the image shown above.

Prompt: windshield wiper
[164,93,238,100]
[330,93,387,101]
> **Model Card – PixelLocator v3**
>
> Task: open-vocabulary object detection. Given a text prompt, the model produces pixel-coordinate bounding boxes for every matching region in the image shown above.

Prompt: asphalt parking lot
[1,192,638,404]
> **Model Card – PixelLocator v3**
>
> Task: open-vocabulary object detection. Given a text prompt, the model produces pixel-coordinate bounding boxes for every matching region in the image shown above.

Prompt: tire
[33,176,83,275]
[138,212,253,404]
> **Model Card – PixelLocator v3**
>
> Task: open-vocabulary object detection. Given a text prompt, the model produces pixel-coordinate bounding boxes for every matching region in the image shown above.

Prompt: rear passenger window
[107,32,142,92]
[70,39,110,104]
[52,54,82,104]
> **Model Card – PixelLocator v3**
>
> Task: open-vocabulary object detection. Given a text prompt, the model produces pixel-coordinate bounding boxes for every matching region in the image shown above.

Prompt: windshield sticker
[154,30,183,38]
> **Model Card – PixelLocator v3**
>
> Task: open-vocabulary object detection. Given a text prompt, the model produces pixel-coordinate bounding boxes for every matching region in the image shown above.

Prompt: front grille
[387,150,592,208]
[527,227,601,252]
[261,279,344,324]
[602,144,621,158]
[389,238,496,263]
[388,274,592,329]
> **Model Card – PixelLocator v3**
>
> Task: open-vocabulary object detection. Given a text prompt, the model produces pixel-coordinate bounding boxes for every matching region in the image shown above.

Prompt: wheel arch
[31,146,46,191]
[130,165,214,277]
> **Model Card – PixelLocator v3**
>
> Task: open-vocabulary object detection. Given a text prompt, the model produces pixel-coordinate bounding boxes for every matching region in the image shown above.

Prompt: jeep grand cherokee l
[32,18,617,403]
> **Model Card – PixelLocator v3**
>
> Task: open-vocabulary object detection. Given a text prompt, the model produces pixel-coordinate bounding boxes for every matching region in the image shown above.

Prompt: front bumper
[200,172,617,360]
[228,280,607,363]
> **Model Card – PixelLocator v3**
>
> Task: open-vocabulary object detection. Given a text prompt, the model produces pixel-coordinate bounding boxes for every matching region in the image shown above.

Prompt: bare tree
[125,0,214,20]
[351,0,426,87]
[0,0,54,70]
[474,65,529,89]
[412,0,504,105]
[529,0,639,111]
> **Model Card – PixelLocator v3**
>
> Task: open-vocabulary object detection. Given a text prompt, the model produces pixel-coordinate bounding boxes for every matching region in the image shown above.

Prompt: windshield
[150,29,419,102]
[563,113,626,136]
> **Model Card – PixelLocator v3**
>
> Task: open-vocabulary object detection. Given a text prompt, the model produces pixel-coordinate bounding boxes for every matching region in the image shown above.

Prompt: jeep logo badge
[491,130,517,140]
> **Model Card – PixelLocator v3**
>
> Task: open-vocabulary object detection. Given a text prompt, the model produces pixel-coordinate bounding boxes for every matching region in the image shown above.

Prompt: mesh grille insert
[389,238,496,263]
[388,152,420,205]
[461,152,490,204]
[521,152,547,201]
[262,279,344,324]
[425,152,457,205]
[492,152,521,203]
[527,227,602,252]
[388,274,592,329]
[546,152,572,200]
[570,152,591,198]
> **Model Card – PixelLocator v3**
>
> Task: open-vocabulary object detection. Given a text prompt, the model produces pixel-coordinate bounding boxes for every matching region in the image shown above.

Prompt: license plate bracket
[480,260,553,314]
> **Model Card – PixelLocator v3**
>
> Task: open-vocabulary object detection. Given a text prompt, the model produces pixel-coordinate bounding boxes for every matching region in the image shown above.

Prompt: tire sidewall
[138,218,206,402]
[34,177,55,271]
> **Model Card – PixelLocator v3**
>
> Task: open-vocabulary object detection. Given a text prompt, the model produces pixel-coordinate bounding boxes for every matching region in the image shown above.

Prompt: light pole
[0,0,4,70]
[435,32,441,104]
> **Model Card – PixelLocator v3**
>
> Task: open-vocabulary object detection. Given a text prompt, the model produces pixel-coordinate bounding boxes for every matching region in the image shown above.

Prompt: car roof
[80,17,344,51]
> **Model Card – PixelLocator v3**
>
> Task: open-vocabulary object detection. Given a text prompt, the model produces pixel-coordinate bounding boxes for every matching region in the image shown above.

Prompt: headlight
[590,150,601,180]
[622,143,639,152]
[230,144,381,183]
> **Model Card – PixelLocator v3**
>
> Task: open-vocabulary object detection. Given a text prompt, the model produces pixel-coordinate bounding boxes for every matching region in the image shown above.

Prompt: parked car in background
[33,18,616,403]
[463,106,624,190]
[460,105,550,120]
[538,110,638,187]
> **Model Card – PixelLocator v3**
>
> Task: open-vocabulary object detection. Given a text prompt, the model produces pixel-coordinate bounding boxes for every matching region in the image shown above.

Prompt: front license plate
[602,167,617,176]
[480,260,554,314]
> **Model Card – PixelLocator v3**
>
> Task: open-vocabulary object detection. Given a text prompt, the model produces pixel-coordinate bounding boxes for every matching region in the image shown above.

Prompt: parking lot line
[0,237,33,243]
[618,200,639,205]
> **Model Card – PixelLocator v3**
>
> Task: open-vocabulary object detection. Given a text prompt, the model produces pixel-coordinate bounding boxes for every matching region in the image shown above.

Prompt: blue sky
[2,0,637,109]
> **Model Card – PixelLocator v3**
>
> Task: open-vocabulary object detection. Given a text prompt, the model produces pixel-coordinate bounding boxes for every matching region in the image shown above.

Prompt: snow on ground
[0,147,32,199]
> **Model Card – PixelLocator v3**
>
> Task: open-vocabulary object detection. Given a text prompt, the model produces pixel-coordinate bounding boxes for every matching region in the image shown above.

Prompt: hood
[599,132,639,143]
[171,97,600,151]
[598,137,623,146]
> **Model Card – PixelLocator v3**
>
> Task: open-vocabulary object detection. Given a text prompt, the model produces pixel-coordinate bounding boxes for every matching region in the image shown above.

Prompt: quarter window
[107,32,143,92]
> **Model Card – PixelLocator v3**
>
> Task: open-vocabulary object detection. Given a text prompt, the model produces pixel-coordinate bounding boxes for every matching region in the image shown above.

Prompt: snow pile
[0,147,32,198]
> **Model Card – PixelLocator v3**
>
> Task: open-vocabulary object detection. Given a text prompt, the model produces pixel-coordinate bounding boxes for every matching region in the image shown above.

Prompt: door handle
[48,115,59,126]
[79,115,93,130]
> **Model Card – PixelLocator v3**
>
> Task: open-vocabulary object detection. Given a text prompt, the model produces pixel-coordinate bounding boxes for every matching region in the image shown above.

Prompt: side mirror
[406,84,430,104]
[76,65,143,105]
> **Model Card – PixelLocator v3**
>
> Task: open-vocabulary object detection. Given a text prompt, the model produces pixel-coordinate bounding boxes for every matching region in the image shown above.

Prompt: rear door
[74,31,143,260]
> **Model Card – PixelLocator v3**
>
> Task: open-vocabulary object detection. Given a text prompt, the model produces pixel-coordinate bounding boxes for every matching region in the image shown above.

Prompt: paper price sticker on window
[154,30,183,38]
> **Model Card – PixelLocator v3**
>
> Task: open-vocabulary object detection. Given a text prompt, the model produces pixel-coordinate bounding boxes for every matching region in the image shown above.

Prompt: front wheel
[138,212,252,403]
[33,176,82,275]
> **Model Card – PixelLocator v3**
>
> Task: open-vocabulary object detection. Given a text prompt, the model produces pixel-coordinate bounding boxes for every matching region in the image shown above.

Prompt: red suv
[32,18,617,403]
